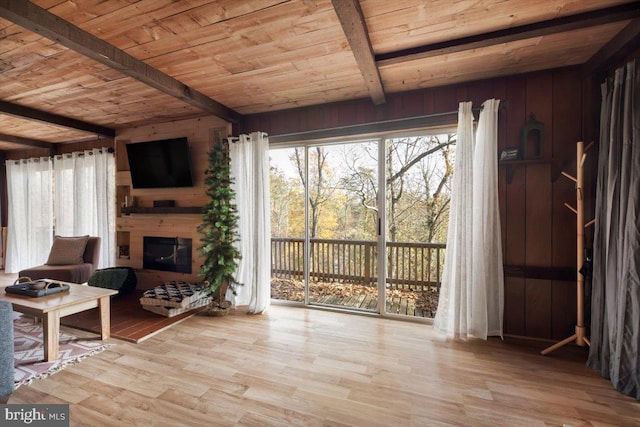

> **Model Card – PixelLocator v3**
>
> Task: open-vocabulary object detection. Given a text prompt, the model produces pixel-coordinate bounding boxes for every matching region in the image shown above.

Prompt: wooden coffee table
[0,282,117,362]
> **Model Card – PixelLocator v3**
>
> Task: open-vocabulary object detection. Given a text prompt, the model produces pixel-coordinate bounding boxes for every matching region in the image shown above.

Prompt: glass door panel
[384,134,454,318]
[269,147,306,303]
[307,142,378,311]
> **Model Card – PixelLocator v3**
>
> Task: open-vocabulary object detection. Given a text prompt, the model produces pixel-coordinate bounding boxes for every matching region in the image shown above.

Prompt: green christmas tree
[198,142,241,298]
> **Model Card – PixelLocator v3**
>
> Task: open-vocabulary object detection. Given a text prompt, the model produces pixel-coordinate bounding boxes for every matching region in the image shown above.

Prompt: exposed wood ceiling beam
[57,135,105,145]
[0,0,242,124]
[332,0,386,105]
[582,18,640,76]
[0,132,54,150]
[0,100,115,137]
[376,2,640,67]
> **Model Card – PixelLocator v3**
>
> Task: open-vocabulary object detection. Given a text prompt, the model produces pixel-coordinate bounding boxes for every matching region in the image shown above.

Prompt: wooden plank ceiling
[0,0,638,149]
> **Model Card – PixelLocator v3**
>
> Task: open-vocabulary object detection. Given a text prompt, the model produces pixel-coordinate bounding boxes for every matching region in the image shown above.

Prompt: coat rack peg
[561,171,577,183]
[584,141,595,153]
[564,203,578,214]
[585,219,595,228]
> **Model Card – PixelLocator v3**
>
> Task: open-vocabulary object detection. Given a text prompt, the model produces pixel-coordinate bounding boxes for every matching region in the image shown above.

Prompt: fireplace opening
[143,236,192,273]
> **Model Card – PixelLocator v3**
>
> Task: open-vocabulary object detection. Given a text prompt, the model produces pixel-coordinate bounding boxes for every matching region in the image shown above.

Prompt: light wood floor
[3,272,639,426]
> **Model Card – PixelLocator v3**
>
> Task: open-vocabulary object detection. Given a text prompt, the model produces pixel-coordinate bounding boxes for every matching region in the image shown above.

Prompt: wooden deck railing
[271,238,446,291]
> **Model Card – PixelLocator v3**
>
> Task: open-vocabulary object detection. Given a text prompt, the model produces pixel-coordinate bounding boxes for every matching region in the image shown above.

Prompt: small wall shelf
[121,207,203,214]
[116,185,130,217]
[116,230,130,260]
[499,159,564,184]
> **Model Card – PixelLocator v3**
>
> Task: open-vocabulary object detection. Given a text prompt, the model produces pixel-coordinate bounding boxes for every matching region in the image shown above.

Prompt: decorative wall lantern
[520,113,544,159]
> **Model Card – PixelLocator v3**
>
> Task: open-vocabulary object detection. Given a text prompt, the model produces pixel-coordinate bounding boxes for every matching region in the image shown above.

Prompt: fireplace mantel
[121,207,202,214]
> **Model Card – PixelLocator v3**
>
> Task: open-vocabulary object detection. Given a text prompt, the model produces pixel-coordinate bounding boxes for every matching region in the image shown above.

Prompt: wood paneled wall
[115,116,230,289]
[243,66,589,341]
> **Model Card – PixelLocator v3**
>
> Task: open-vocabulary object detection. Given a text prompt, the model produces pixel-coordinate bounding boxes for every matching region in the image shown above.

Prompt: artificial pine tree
[198,141,241,300]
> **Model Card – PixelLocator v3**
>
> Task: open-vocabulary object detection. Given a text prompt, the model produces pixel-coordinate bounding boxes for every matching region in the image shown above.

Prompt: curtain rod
[227,103,508,145]
[226,132,268,143]
[6,147,114,165]
[268,100,508,144]
[472,99,509,113]
[55,147,114,159]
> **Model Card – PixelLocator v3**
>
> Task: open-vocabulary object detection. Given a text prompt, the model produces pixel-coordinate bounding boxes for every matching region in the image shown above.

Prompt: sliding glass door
[269,130,454,318]
[383,133,454,318]
[306,142,378,311]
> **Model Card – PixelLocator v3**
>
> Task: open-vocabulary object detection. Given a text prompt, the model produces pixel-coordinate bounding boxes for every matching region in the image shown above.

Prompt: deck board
[299,293,430,318]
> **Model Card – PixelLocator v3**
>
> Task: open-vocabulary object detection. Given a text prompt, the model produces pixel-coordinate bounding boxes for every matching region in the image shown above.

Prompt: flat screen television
[126,137,194,188]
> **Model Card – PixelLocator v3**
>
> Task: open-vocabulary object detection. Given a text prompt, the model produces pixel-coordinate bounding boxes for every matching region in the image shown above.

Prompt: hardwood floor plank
[91,363,168,399]
[6,303,639,426]
[486,380,616,414]
[293,388,411,426]
[27,370,93,404]
[68,405,124,427]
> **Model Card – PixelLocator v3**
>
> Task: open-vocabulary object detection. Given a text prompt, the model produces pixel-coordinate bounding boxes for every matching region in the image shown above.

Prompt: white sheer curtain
[5,157,54,273]
[434,99,504,339]
[229,132,271,314]
[471,99,504,338]
[434,102,475,338]
[54,149,116,269]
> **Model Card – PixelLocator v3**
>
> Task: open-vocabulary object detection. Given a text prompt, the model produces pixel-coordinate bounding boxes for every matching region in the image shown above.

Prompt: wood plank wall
[242,66,588,341]
[114,116,230,289]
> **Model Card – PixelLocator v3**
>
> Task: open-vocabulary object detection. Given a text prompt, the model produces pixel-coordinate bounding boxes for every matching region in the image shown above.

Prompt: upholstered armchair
[0,300,14,403]
[18,236,101,284]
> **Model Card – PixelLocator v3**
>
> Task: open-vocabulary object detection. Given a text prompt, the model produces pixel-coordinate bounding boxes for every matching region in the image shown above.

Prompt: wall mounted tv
[126,137,194,189]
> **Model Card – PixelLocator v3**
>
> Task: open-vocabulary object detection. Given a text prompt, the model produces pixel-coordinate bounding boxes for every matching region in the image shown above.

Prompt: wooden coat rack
[541,141,594,355]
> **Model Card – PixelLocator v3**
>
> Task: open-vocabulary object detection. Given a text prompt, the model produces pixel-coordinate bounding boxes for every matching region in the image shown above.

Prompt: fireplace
[143,236,192,273]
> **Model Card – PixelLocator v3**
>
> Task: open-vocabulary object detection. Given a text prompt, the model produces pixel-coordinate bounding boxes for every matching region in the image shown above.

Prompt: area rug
[61,289,205,343]
[13,315,110,389]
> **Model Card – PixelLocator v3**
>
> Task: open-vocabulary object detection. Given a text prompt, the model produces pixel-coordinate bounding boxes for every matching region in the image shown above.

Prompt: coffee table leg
[43,311,60,362]
[99,296,111,340]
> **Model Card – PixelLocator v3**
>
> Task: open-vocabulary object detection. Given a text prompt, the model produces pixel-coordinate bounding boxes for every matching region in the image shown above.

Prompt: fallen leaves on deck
[271,278,439,317]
